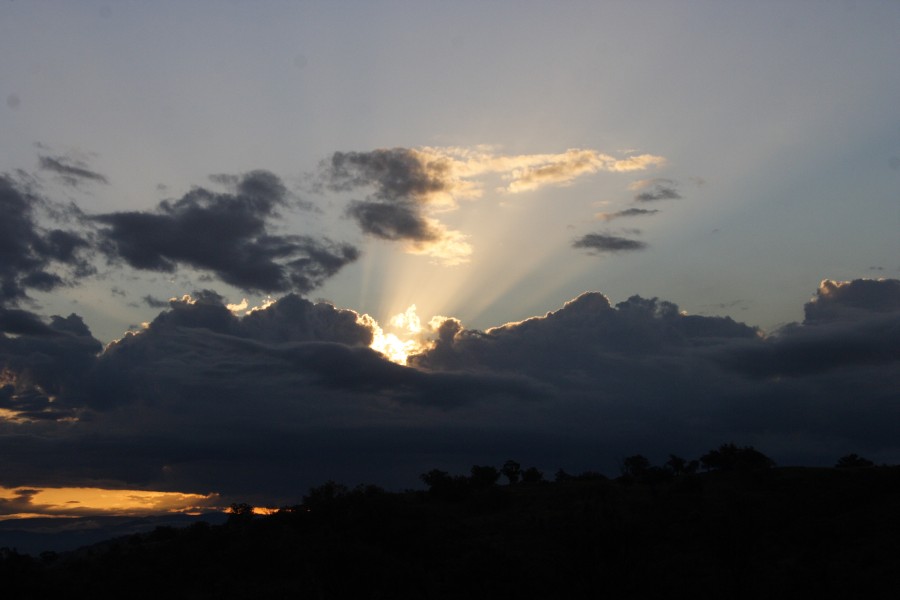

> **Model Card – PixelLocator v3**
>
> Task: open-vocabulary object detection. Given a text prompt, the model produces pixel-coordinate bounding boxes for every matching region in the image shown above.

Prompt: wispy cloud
[38,155,108,186]
[596,208,660,222]
[631,178,681,202]
[573,232,648,254]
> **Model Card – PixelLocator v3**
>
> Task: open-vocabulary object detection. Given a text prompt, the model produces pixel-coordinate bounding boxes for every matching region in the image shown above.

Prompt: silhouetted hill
[0,512,228,557]
[4,466,900,599]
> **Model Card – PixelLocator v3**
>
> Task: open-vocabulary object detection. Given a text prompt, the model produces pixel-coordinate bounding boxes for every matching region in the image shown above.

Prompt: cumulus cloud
[721,279,900,378]
[322,146,665,265]
[573,232,648,254]
[631,178,682,202]
[596,208,660,222]
[38,154,109,186]
[803,278,900,324]
[0,175,94,304]
[93,170,359,293]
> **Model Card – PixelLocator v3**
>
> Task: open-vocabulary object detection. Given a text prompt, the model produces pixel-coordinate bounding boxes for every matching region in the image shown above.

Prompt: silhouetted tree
[470,465,501,489]
[621,454,651,478]
[421,469,453,490]
[700,443,774,471]
[303,481,349,507]
[554,468,573,482]
[421,469,469,499]
[227,502,254,525]
[666,454,687,475]
[501,460,522,485]
[522,466,544,483]
[666,455,700,475]
[835,453,874,468]
[575,471,607,482]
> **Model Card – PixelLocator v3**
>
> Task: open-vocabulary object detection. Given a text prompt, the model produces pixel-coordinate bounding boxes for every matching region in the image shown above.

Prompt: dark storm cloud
[346,200,439,241]
[411,291,759,374]
[322,148,448,243]
[0,307,57,336]
[634,178,681,202]
[86,292,541,415]
[597,208,660,222]
[2,279,899,504]
[0,310,102,420]
[573,233,647,253]
[0,175,94,304]
[803,278,900,324]
[325,148,450,201]
[38,155,109,186]
[721,279,900,378]
[93,170,359,294]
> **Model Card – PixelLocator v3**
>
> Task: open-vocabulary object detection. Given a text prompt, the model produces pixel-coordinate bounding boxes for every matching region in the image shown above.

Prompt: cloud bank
[2,277,898,506]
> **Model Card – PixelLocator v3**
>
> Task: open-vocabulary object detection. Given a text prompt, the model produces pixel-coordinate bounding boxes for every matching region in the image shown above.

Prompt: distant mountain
[0,512,227,556]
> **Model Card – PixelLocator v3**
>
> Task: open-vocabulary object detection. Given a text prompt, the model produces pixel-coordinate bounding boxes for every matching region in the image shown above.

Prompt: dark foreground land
[3,465,900,599]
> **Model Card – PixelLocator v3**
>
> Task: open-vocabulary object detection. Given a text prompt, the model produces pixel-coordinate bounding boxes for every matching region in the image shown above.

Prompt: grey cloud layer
[2,279,898,502]
[93,170,359,294]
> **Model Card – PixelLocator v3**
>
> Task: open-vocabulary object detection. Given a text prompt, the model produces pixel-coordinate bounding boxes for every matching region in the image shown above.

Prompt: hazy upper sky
[3,1,897,340]
[1,2,899,518]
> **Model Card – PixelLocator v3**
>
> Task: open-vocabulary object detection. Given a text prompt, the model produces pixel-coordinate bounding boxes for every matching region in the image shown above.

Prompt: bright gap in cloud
[364,304,452,365]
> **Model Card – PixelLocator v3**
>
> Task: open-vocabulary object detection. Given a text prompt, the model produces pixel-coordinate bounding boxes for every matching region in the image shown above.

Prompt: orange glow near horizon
[0,486,222,520]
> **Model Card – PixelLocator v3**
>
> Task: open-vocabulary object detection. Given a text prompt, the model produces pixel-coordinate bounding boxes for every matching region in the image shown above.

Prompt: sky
[1,1,899,520]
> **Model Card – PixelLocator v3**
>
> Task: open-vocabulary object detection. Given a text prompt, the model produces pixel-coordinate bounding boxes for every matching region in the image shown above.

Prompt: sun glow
[365,304,439,365]
[0,486,223,520]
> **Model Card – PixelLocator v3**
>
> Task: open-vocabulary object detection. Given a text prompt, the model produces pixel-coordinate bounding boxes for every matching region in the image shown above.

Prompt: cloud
[346,200,441,242]
[2,279,898,504]
[803,278,900,324]
[493,149,666,193]
[596,208,660,222]
[93,170,359,293]
[0,486,220,519]
[573,233,648,254]
[631,178,682,202]
[142,295,169,309]
[322,146,665,265]
[721,279,900,378]
[0,175,94,305]
[38,155,109,186]
[323,148,472,265]
[1,310,102,421]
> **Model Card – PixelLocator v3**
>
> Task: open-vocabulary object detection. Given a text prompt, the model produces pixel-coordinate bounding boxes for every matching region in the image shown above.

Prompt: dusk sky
[1,2,899,519]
